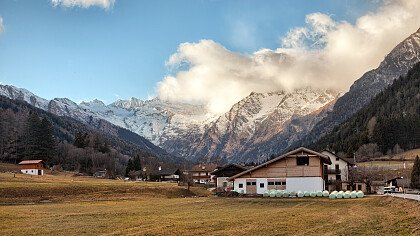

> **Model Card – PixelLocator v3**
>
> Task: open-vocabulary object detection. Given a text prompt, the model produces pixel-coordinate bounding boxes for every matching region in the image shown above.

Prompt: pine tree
[125,158,133,177]
[133,155,142,171]
[411,155,420,189]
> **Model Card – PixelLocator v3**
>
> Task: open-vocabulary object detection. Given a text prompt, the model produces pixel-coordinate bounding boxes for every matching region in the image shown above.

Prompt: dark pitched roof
[228,147,331,180]
[190,164,218,172]
[210,164,248,175]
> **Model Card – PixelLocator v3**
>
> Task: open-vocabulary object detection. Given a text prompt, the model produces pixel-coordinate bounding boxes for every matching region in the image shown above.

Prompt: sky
[0,0,419,113]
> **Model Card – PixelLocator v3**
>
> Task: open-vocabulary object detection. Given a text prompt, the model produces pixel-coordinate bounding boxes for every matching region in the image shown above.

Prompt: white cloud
[51,0,115,9]
[0,17,4,33]
[157,0,420,113]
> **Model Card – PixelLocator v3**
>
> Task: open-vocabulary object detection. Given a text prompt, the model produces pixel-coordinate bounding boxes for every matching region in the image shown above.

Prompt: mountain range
[1,27,419,164]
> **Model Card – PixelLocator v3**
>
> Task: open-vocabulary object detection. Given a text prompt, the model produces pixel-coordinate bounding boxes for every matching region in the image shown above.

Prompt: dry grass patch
[1,172,419,235]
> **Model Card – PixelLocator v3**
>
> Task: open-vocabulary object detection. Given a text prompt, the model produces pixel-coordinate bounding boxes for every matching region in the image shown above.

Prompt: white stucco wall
[286,177,324,192]
[21,169,43,175]
[233,177,324,194]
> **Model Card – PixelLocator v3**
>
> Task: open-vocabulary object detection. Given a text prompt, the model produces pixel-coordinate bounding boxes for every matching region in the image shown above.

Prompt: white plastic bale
[336,192,343,198]
[310,192,317,197]
[304,191,310,197]
[290,191,297,197]
[343,192,351,198]
[350,191,357,198]
[263,191,270,197]
[316,191,323,197]
[331,191,338,195]
[297,191,304,198]
[275,190,283,198]
[269,191,276,198]
[357,191,364,198]
[322,191,329,197]
[329,193,337,199]
[283,191,290,198]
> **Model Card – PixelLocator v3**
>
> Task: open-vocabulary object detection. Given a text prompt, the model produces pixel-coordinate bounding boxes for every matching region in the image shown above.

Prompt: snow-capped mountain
[0,83,338,162]
[303,27,420,145]
[183,88,339,163]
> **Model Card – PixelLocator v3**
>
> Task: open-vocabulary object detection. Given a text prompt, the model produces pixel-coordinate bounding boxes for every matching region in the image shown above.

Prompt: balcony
[324,169,341,175]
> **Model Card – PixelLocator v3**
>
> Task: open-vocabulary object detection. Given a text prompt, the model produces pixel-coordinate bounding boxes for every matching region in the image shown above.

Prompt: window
[223,182,227,187]
[275,181,281,186]
[260,183,265,188]
[335,164,339,170]
[297,156,309,166]
[268,181,274,185]
[336,157,339,161]
[239,183,243,188]
[281,182,286,186]
[336,175,341,181]
[247,181,256,186]
[357,184,362,190]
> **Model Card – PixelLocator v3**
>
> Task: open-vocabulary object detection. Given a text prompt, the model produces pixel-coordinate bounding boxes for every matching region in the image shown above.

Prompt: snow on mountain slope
[0,85,49,110]
[182,88,339,163]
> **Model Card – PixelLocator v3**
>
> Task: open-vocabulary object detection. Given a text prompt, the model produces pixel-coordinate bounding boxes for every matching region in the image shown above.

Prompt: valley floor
[0,173,419,236]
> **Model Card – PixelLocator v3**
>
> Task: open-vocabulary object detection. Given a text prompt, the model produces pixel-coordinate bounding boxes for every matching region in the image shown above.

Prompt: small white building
[18,160,45,175]
[228,147,332,194]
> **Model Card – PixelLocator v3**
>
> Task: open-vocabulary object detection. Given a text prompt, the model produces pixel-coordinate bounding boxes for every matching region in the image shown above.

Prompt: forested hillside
[311,62,420,160]
[0,96,184,176]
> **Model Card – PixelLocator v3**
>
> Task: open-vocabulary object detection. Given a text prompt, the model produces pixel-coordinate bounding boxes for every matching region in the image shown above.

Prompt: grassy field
[1,173,419,236]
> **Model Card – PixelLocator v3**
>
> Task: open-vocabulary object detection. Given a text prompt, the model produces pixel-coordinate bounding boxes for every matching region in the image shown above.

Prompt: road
[386,193,420,201]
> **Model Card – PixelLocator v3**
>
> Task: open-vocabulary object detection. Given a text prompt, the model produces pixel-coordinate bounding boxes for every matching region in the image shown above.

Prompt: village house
[211,164,248,190]
[189,163,218,185]
[321,150,355,191]
[147,168,181,182]
[228,147,332,194]
[18,160,45,175]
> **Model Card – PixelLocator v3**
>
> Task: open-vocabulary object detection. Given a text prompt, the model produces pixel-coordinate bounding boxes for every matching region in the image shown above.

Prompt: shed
[18,160,45,175]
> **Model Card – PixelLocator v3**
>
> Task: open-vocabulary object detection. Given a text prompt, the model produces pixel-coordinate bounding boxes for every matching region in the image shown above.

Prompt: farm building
[228,147,331,194]
[211,164,249,190]
[18,160,45,175]
[147,168,181,182]
[189,164,218,185]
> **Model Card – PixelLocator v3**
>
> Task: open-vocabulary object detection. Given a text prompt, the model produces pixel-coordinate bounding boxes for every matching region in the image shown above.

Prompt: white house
[321,150,355,191]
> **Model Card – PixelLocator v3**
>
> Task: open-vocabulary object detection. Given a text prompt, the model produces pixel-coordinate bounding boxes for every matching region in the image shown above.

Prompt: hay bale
[269,190,276,198]
[304,191,310,197]
[283,191,290,198]
[343,192,351,198]
[297,191,304,198]
[263,191,270,197]
[336,191,343,198]
[322,191,329,197]
[290,191,297,197]
[316,191,323,197]
[275,190,283,197]
[310,192,317,197]
[350,191,357,198]
[329,192,336,199]
[357,191,364,198]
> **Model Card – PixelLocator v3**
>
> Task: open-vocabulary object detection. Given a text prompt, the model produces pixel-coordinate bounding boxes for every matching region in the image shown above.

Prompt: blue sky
[0,0,383,104]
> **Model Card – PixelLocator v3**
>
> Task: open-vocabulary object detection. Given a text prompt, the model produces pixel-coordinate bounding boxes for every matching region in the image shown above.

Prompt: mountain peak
[80,99,106,107]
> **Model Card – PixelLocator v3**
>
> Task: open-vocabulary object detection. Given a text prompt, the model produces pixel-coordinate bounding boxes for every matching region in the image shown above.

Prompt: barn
[228,147,331,194]
[18,160,45,175]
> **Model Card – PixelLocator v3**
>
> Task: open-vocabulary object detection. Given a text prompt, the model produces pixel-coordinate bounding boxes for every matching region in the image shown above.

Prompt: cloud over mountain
[51,0,115,9]
[157,0,420,114]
